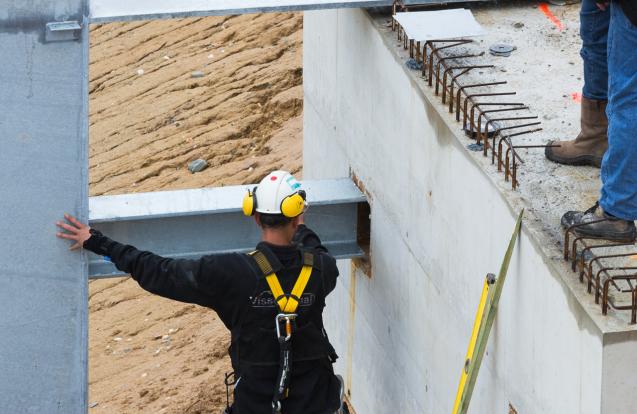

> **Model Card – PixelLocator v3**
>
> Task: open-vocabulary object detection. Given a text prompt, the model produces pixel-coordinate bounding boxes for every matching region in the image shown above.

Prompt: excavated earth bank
[88,13,303,413]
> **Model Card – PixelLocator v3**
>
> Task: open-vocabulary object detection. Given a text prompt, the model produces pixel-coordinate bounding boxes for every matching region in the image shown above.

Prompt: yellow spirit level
[452,210,524,414]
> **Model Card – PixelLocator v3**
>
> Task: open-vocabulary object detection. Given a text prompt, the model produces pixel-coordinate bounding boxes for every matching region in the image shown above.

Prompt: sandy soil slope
[88,13,303,414]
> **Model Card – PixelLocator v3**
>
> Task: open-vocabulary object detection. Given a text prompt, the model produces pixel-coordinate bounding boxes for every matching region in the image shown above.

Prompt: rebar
[449,73,503,113]
[425,40,473,86]
[496,125,542,168]
[563,228,637,324]
[450,79,505,113]
[434,54,484,95]
[477,116,537,145]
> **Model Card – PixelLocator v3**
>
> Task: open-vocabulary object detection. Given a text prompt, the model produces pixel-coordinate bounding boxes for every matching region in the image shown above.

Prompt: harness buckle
[275,313,297,341]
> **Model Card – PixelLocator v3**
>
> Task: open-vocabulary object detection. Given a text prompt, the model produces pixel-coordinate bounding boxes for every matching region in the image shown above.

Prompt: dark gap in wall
[351,172,371,278]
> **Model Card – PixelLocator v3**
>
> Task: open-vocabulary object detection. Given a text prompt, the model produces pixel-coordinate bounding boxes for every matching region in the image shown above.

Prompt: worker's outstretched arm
[56,214,219,307]
[293,223,328,252]
[292,219,340,295]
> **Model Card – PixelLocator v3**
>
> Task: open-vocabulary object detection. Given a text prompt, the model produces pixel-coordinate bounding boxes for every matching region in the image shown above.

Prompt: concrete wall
[304,9,607,414]
[601,331,637,413]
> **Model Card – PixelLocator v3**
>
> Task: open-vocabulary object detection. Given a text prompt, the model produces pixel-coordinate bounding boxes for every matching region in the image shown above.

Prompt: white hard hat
[242,170,307,217]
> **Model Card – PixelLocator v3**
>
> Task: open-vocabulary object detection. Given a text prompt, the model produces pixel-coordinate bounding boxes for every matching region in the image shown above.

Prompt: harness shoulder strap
[248,249,315,314]
[249,250,274,276]
[302,251,314,267]
[249,250,287,311]
[284,265,312,313]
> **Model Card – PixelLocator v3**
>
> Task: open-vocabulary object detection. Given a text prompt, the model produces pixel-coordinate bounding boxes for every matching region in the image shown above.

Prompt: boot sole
[573,226,637,242]
[545,144,602,168]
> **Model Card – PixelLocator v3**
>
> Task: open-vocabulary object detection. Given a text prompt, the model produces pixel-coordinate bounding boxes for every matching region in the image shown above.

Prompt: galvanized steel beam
[0,2,89,413]
[89,0,490,23]
[88,178,367,278]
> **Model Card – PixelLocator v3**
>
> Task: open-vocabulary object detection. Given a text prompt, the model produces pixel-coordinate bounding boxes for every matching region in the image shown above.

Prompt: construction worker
[56,171,345,414]
[546,1,637,241]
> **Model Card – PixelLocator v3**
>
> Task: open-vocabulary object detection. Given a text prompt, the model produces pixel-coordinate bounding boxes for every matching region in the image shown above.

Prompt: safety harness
[249,249,314,414]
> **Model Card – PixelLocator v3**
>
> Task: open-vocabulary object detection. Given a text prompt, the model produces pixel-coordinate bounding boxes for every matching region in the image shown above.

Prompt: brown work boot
[561,202,637,242]
[545,97,608,167]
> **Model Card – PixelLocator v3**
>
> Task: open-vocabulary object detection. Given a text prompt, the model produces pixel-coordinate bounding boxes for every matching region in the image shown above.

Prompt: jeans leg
[599,3,637,220]
[580,0,610,100]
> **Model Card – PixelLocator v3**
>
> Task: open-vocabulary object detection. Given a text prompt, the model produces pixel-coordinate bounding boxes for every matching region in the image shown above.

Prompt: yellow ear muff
[242,189,255,216]
[280,192,306,218]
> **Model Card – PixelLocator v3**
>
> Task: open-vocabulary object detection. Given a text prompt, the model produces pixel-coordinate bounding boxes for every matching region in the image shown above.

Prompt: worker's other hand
[596,2,609,11]
[56,214,91,250]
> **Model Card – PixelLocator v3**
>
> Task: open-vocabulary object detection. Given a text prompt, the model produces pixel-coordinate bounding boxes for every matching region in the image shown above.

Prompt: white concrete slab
[394,9,486,41]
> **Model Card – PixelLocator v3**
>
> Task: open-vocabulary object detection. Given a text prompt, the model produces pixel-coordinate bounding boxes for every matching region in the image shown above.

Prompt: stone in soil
[188,159,208,173]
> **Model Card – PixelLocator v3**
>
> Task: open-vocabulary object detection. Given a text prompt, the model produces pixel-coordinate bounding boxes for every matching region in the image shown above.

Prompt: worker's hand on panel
[56,214,91,250]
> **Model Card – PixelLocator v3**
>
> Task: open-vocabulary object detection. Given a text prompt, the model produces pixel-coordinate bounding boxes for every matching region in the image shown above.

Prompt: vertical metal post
[0,1,89,412]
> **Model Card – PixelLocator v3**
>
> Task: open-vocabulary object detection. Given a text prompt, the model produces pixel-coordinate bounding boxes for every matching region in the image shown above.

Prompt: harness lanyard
[250,250,314,414]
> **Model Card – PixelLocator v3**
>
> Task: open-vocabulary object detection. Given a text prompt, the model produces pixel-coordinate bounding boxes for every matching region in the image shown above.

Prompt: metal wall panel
[0,1,88,413]
[88,178,367,278]
[90,0,489,23]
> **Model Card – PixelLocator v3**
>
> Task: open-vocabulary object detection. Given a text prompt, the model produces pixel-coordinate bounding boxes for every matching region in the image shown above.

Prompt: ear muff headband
[242,186,258,216]
[244,187,305,217]
[280,190,306,218]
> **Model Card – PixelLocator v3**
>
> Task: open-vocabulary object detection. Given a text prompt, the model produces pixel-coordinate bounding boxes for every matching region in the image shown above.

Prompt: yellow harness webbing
[250,251,314,314]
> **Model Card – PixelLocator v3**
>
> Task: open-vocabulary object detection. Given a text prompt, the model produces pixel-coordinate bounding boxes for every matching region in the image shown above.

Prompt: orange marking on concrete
[571,92,582,103]
[538,3,565,31]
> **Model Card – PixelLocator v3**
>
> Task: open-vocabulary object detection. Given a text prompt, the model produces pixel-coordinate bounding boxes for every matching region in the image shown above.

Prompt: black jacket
[84,224,341,414]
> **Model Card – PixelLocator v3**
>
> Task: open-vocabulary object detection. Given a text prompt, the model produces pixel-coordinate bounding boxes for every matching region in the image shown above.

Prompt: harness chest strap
[250,250,314,314]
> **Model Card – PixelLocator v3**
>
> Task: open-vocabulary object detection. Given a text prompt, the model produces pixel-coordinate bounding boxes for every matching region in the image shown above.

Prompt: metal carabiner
[275,313,297,341]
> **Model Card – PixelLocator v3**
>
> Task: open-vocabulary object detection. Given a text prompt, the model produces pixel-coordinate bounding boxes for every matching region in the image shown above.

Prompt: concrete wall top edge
[361,7,636,336]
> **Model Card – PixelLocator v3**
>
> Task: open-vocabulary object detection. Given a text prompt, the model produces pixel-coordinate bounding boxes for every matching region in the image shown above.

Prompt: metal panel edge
[89,0,490,23]
[89,177,366,222]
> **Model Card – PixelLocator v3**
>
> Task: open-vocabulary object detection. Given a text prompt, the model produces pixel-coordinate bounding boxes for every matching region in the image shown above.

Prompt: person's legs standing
[580,0,610,100]
[561,2,637,241]
[600,3,637,220]
[545,0,610,166]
